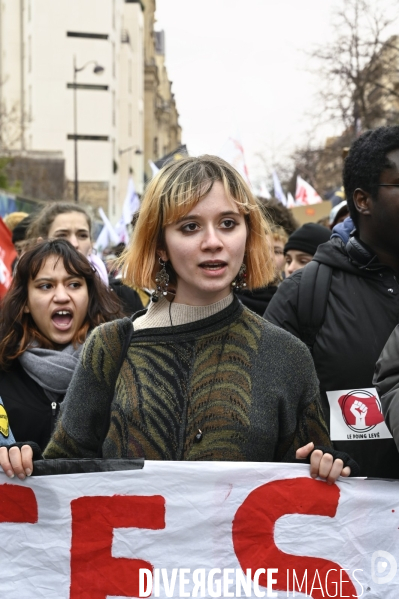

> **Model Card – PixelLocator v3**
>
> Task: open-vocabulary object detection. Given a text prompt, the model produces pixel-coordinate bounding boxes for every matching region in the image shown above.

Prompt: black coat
[265,236,399,478]
[236,285,278,316]
[109,278,144,316]
[374,325,399,449]
[0,360,62,450]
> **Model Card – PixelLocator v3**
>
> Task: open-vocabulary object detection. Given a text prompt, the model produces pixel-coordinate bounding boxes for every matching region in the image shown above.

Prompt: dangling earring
[231,263,247,291]
[152,258,170,302]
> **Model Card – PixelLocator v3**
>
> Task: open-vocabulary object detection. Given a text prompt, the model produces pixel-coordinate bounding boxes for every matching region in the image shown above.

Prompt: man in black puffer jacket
[265,125,399,479]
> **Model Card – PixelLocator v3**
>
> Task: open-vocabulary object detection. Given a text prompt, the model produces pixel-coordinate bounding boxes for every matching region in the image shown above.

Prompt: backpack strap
[297,261,333,352]
[97,319,134,457]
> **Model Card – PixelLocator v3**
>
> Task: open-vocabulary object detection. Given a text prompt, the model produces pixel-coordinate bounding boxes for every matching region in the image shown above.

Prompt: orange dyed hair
[122,155,274,290]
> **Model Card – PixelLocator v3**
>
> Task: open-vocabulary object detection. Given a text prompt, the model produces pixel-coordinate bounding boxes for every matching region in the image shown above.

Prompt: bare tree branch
[307,0,399,134]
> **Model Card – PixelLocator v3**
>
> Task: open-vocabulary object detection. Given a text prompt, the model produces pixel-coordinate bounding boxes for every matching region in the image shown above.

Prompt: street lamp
[73,56,105,203]
[118,146,143,155]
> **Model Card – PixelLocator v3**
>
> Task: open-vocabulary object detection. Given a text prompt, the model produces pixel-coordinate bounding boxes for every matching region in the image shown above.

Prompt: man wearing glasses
[265,125,399,479]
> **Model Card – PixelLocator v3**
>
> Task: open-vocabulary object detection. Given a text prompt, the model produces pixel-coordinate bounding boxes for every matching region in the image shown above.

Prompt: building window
[155,30,165,55]
[121,30,130,44]
[66,31,109,40]
[67,134,109,141]
[128,60,132,93]
[28,36,31,72]
[67,83,109,91]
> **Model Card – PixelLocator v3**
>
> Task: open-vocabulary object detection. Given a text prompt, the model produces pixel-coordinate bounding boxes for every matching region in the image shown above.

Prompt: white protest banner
[1,461,399,598]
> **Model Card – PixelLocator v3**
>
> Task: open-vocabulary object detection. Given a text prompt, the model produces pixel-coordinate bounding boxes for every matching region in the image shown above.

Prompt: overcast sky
[155,0,398,184]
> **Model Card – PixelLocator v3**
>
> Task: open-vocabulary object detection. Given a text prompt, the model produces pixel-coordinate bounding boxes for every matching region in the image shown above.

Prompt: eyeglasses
[378,184,399,187]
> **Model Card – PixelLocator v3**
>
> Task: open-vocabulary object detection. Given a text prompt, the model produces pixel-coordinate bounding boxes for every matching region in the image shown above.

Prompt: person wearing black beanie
[284,222,331,277]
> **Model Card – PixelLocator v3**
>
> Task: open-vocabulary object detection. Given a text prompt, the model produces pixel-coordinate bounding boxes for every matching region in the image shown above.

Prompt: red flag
[0,217,17,299]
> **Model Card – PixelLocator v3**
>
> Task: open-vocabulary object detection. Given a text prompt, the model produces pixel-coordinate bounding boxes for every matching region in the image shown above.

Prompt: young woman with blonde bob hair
[0,156,355,482]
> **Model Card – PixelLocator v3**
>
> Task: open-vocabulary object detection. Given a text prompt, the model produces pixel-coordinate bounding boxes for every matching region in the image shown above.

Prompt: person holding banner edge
[0,156,357,483]
[265,126,399,478]
[0,239,122,451]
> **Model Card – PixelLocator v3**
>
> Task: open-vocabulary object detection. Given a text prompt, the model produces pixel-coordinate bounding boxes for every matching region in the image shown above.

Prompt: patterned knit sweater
[44,297,330,462]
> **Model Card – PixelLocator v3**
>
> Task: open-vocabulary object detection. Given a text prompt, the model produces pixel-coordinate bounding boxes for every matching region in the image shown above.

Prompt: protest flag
[0,216,17,299]
[154,144,188,170]
[94,208,120,255]
[295,176,323,205]
[272,171,287,206]
[259,182,271,199]
[287,192,296,208]
[149,160,160,178]
[115,177,141,244]
[218,134,251,187]
[122,177,140,228]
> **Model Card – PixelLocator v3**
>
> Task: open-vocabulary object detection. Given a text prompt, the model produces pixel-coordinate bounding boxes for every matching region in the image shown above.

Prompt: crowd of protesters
[0,125,399,484]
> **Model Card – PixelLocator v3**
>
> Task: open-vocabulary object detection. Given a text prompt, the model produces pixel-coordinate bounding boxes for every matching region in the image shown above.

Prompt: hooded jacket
[265,232,399,478]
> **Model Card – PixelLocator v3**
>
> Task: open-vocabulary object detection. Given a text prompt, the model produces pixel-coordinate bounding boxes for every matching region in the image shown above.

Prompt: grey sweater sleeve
[374,324,399,450]
[251,320,331,463]
[279,338,331,459]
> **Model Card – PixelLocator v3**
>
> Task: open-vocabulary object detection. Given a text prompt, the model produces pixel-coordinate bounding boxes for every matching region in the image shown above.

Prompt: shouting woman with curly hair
[0,239,122,450]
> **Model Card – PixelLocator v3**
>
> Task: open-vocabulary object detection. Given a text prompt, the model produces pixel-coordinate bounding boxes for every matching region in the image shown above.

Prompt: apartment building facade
[0,0,177,223]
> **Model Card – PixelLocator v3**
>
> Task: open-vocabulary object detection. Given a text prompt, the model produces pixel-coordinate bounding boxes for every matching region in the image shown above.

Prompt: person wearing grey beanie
[284,223,331,277]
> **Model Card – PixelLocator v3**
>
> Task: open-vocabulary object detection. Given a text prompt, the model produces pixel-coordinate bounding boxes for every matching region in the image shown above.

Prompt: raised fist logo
[338,390,384,432]
[350,400,368,428]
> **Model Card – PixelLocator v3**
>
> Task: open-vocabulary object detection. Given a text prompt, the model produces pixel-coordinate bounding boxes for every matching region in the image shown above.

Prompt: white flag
[94,208,120,254]
[287,192,296,208]
[149,160,160,178]
[272,170,287,206]
[259,182,271,200]
[295,176,323,205]
[218,134,251,186]
[93,226,110,256]
[114,177,141,244]
[122,177,140,227]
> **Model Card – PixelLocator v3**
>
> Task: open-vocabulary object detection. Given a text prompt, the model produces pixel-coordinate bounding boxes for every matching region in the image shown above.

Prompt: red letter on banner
[0,484,38,523]
[232,478,357,599]
[70,494,165,599]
